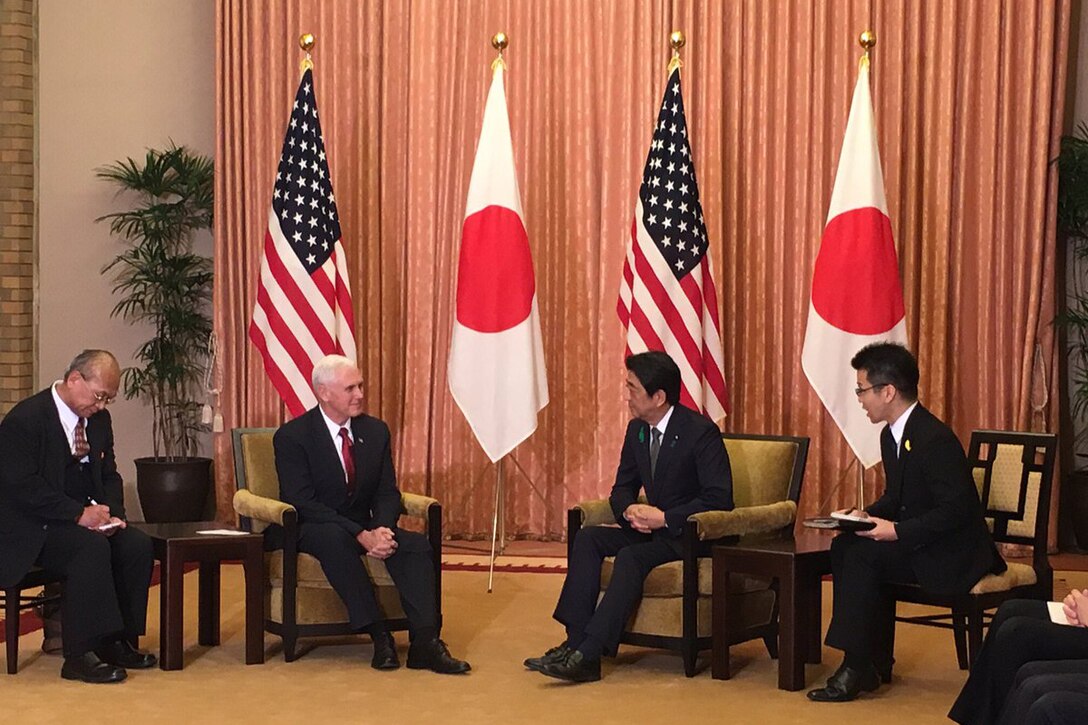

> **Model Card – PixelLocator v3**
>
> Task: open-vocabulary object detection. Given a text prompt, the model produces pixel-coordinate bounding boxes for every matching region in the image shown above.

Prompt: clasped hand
[1061,588,1088,627]
[358,527,397,559]
[624,504,666,534]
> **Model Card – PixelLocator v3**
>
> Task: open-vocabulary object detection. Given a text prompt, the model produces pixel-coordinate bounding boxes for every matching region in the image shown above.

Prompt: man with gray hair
[0,349,156,683]
[272,354,469,674]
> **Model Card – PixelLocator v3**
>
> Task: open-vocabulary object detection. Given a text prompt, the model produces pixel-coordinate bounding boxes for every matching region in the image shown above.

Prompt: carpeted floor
[5,566,1087,725]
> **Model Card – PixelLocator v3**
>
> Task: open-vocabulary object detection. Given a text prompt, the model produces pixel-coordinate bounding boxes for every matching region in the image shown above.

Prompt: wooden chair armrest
[233,489,295,526]
[690,501,797,540]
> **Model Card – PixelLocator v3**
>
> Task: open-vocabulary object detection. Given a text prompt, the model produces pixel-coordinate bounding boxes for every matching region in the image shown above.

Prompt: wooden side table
[711,531,833,691]
[135,522,265,671]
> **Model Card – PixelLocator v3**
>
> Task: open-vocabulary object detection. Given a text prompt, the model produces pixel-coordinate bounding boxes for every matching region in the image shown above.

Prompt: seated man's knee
[67,531,112,573]
[611,546,655,578]
[303,524,360,556]
[572,526,609,556]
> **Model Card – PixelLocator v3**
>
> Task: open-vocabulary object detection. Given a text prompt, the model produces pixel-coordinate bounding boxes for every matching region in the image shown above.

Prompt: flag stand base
[486,452,547,593]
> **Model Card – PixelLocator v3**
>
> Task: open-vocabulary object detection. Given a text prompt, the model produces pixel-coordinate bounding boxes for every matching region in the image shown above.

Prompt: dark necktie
[338,428,356,494]
[650,428,662,480]
[73,418,90,459]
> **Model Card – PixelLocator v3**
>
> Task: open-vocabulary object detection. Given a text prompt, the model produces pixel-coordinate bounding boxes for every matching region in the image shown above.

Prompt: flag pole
[858,29,875,73]
[857,458,865,509]
[487,456,505,592]
[854,29,876,511]
[484,30,510,594]
[299,32,314,73]
[667,30,685,73]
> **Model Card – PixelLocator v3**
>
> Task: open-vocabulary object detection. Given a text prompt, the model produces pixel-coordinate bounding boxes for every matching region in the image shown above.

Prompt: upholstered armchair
[567,432,809,676]
[231,428,442,661]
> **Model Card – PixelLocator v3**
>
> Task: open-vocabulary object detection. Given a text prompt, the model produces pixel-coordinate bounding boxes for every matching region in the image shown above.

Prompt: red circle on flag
[456,205,536,332]
[811,207,905,334]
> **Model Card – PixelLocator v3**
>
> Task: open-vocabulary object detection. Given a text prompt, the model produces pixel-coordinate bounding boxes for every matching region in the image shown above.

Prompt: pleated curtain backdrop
[214,0,1068,541]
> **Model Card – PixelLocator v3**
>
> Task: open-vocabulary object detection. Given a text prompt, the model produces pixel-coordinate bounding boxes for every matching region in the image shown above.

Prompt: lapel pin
[639,428,646,443]
[904,439,911,452]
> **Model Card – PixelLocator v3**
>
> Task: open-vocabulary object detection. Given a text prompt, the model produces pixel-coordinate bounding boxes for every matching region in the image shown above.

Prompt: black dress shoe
[95,639,157,670]
[371,631,400,670]
[538,650,601,683]
[807,663,880,702]
[61,652,127,684]
[406,638,471,674]
[524,643,571,672]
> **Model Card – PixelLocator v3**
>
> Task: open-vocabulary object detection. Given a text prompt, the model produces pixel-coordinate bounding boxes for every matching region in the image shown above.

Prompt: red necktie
[338,428,356,494]
[73,419,90,459]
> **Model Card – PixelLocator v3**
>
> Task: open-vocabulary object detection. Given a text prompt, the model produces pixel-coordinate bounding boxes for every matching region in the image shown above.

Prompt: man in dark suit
[524,351,732,683]
[949,590,1088,724]
[272,354,469,674]
[0,349,156,683]
[808,342,1005,702]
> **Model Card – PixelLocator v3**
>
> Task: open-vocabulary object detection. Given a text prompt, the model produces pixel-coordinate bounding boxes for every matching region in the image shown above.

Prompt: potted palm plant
[97,143,214,522]
[1056,124,1088,550]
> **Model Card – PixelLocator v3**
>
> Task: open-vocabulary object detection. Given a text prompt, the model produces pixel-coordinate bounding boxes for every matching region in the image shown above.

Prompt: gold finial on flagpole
[668,30,685,73]
[491,32,508,71]
[299,33,315,73]
[858,30,875,71]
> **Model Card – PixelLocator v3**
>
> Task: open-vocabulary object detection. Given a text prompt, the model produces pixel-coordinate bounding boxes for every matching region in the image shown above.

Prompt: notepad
[1047,601,1075,626]
[196,529,250,536]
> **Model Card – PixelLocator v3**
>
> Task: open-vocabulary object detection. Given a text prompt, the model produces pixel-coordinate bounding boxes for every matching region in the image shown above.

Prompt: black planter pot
[135,456,213,523]
[1066,470,1088,551]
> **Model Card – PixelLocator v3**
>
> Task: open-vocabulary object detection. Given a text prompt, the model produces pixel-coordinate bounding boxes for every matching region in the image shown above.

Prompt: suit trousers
[949,599,1088,725]
[297,523,436,634]
[996,659,1088,725]
[553,526,681,656]
[824,533,917,664]
[35,523,153,657]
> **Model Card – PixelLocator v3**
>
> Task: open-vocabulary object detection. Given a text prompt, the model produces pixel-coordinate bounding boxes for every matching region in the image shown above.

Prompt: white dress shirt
[888,401,919,457]
[50,381,89,462]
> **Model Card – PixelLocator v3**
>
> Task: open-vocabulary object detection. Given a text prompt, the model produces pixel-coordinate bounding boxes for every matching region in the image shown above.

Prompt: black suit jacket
[608,403,733,539]
[273,407,403,538]
[865,404,1005,596]
[0,387,126,588]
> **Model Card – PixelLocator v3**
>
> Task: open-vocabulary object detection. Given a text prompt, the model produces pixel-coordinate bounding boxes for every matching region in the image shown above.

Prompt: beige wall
[38,0,215,517]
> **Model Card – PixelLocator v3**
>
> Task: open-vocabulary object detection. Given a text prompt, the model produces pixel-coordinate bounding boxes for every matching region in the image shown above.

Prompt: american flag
[249,68,356,417]
[617,68,728,419]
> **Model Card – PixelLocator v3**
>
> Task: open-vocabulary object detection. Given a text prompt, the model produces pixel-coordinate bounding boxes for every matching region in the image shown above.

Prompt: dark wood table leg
[711,552,730,680]
[198,560,221,647]
[243,539,265,665]
[805,569,823,664]
[778,558,804,691]
[160,544,185,670]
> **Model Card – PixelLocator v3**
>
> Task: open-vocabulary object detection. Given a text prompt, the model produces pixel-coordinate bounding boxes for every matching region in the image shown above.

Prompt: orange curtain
[214,0,1069,540]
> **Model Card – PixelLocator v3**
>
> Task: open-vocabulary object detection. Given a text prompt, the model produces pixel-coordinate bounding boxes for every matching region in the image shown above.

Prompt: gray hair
[64,349,118,381]
[311,354,357,389]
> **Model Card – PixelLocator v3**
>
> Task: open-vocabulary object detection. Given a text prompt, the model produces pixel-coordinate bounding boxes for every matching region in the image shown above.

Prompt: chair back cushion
[968,431,1056,547]
[723,437,803,508]
[232,428,279,532]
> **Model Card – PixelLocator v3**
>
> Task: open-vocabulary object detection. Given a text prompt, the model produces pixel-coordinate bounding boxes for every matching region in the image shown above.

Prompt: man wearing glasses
[807,342,1005,702]
[0,349,156,683]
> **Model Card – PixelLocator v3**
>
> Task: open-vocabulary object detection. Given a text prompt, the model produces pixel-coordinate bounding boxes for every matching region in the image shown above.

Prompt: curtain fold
[214,0,1068,541]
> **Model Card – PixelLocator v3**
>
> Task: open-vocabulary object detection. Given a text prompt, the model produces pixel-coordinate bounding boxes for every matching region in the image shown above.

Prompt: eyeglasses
[854,383,888,397]
[80,374,117,405]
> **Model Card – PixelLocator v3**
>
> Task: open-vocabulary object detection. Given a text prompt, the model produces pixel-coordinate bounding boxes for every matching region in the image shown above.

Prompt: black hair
[625,351,681,406]
[850,342,919,401]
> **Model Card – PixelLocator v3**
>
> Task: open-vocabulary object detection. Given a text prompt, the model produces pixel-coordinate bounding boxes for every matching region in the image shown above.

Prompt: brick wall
[0,0,35,415]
